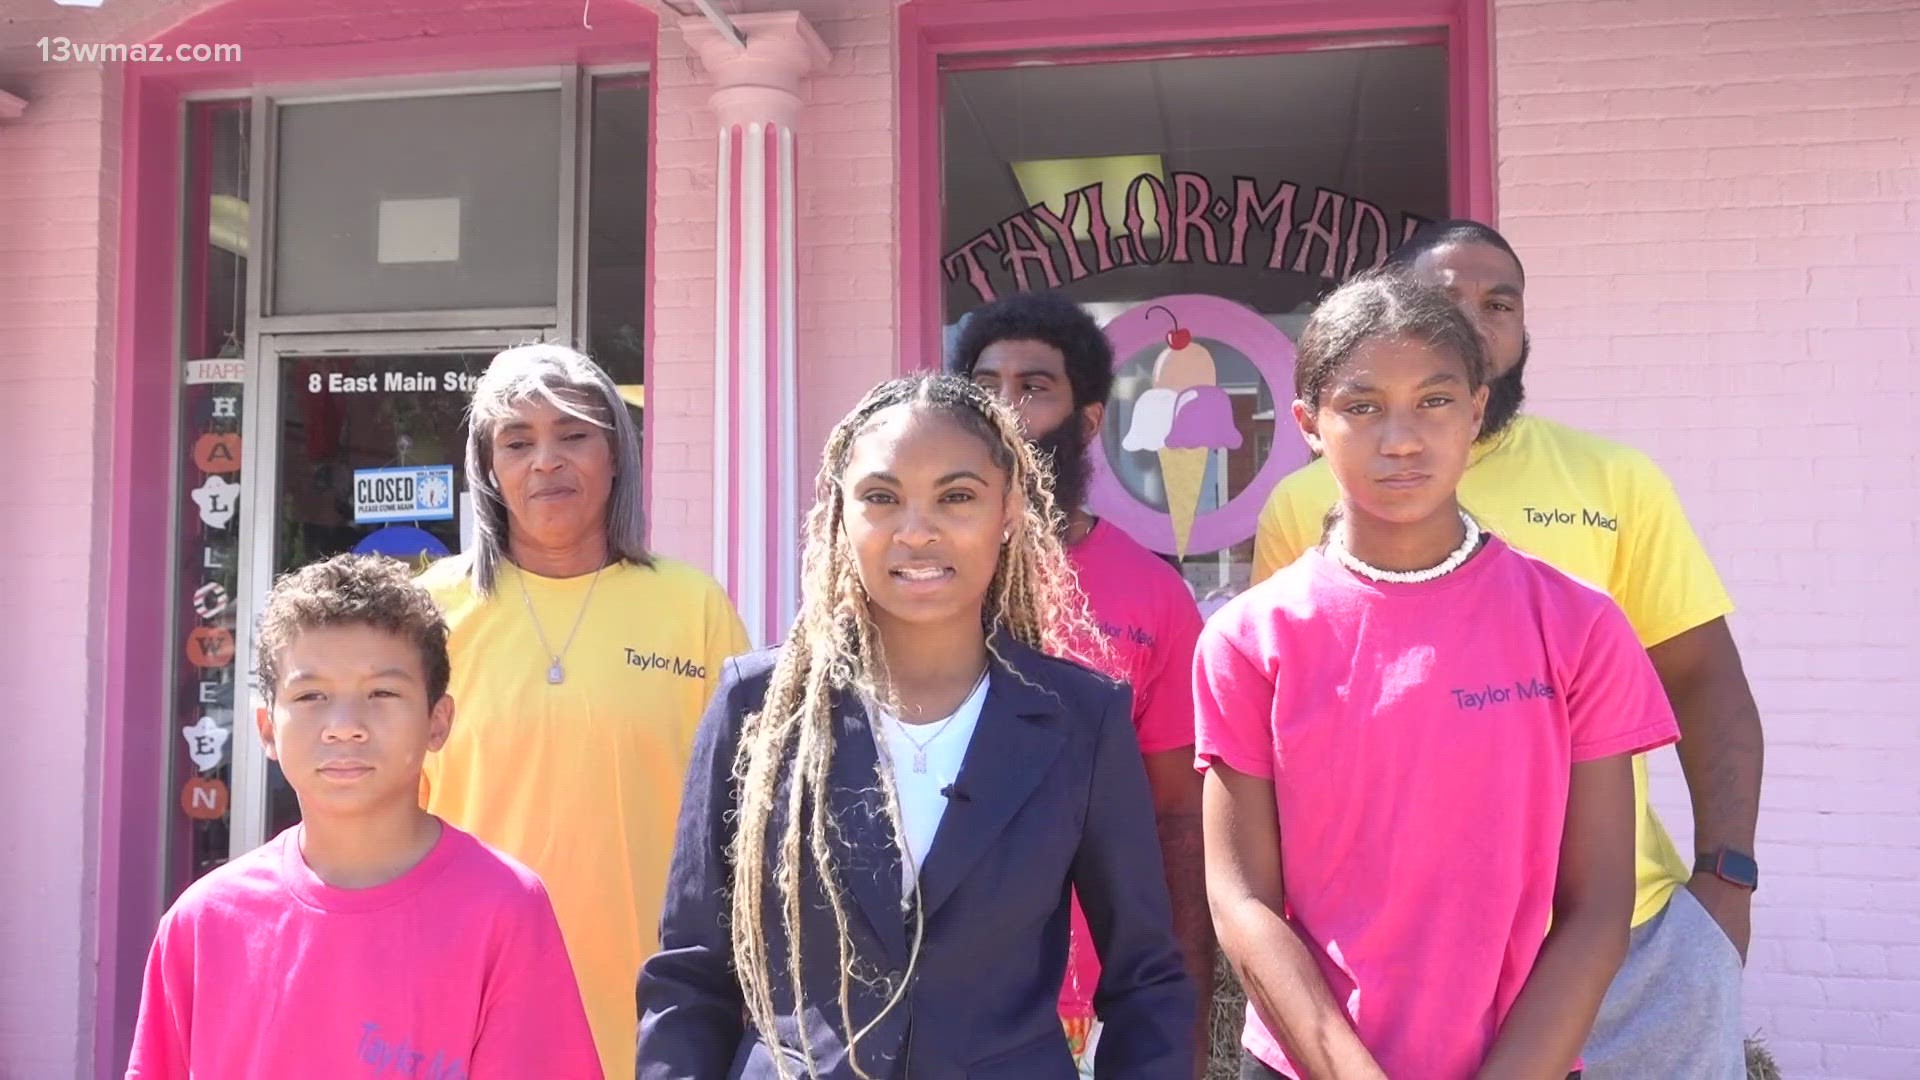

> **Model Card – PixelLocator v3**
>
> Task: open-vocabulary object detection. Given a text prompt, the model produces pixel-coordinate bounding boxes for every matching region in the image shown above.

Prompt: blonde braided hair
[728,373,1105,1078]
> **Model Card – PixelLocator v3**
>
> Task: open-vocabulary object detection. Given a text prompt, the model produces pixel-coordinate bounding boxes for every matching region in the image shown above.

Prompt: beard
[1479,335,1529,442]
[1031,416,1095,531]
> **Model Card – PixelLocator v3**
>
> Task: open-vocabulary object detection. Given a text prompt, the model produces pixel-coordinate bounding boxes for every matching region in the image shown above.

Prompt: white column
[685,11,829,648]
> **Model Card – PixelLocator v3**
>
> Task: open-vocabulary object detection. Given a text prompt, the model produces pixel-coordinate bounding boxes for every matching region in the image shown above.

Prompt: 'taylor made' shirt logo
[357,1022,466,1079]
[625,648,707,680]
[1099,621,1157,649]
[1452,677,1557,711]
[1521,505,1618,532]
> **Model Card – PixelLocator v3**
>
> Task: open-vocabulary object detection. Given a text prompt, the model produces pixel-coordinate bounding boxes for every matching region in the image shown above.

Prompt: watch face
[1715,851,1759,888]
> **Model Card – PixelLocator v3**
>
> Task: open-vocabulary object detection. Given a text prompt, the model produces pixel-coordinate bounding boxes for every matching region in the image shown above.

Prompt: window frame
[897,0,1496,371]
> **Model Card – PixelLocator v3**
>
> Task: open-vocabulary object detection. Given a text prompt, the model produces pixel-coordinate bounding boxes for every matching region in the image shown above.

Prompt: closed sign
[353,465,456,524]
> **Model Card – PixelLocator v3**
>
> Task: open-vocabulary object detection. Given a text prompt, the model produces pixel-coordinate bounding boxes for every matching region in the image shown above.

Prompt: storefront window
[271,89,564,316]
[167,100,251,890]
[941,43,1449,607]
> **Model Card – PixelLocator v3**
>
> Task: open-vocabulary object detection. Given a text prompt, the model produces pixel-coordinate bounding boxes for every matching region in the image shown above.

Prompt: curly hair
[256,553,451,706]
[727,372,1104,1079]
[948,290,1115,411]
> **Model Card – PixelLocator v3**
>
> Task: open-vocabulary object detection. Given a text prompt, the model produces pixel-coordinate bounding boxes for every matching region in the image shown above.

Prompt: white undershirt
[878,672,989,895]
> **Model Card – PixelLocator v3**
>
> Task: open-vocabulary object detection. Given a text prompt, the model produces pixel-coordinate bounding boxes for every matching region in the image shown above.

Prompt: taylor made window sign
[353,465,456,524]
[943,173,1430,304]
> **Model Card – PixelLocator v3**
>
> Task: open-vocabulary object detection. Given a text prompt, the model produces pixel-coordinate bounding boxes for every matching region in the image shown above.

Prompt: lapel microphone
[939,783,970,802]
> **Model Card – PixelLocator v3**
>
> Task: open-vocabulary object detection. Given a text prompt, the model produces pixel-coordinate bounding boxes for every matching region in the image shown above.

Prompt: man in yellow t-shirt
[420,343,753,1080]
[1251,222,1763,1080]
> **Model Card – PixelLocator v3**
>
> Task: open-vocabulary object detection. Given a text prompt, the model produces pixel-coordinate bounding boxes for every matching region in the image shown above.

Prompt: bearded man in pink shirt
[953,290,1212,1079]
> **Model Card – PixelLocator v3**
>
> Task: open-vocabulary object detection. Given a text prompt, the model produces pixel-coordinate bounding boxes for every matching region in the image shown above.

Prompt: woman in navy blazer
[638,375,1194,1079]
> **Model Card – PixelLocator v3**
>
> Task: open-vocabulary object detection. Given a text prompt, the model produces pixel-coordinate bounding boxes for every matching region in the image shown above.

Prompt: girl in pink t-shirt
[1196,272,1678,1080]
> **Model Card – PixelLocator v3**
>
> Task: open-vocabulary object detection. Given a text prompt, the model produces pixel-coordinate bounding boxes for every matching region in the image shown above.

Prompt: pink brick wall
[785,1,899,498]
[0,30,127,1079]
[639,11,715,568]
[645,0,898,568]
[1496,1,1920,1075]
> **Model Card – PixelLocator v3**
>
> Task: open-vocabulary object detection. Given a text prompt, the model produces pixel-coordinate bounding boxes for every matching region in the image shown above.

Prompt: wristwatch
[1695,849,1759,891]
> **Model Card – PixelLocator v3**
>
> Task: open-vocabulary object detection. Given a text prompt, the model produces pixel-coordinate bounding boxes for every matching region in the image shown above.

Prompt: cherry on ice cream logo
[1119,307,1245,557]
[1089,295,1311,559]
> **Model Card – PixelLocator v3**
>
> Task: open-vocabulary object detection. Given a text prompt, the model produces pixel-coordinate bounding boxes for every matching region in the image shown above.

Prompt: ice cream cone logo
[1119,306,1244,557]
[1089,294,1305,560]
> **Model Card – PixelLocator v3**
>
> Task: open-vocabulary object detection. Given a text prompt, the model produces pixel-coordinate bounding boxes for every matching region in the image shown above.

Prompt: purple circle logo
[1088,294,1309,557]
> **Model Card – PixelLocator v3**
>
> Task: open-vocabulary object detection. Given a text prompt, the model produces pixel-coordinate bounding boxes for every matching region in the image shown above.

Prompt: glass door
[233,332,534,853]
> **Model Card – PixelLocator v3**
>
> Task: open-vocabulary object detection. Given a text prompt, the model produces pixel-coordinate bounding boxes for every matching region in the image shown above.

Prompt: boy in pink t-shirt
[953,290,1211,1075]
[127,555,601,1080]
[1198,273,1677,1080]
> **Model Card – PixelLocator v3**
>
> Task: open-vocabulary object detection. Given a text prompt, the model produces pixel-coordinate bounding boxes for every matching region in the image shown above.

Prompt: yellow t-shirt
[1250,415,1734,926]
[418,555,751,1080]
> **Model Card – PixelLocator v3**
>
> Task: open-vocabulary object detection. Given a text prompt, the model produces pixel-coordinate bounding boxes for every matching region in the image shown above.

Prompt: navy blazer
[638,637,1195,1079]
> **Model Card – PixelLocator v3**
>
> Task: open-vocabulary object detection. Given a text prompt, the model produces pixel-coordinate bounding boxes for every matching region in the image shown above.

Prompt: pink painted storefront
[2,0,1915,1076]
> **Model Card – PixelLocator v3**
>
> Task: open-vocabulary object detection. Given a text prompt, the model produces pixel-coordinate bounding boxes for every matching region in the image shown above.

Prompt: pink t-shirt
[1194,536,1678,1079]
[1060,519,1204,1020]
[127,821,602,1080]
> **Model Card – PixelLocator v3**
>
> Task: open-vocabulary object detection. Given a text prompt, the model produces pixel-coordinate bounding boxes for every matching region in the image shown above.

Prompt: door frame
[107,18,655,1067]
[230,327,552,856]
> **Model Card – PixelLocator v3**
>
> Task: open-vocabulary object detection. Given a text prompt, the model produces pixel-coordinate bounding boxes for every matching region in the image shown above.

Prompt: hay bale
[1207,951,1246,1080]
[1746,1033,1782,1080]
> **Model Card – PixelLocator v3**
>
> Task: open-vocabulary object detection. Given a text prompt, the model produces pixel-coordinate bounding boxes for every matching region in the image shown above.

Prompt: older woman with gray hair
[419,342,749,1080]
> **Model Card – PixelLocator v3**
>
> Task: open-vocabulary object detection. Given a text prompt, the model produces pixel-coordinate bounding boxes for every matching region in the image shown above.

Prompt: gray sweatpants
[1582,886,1745,1079]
